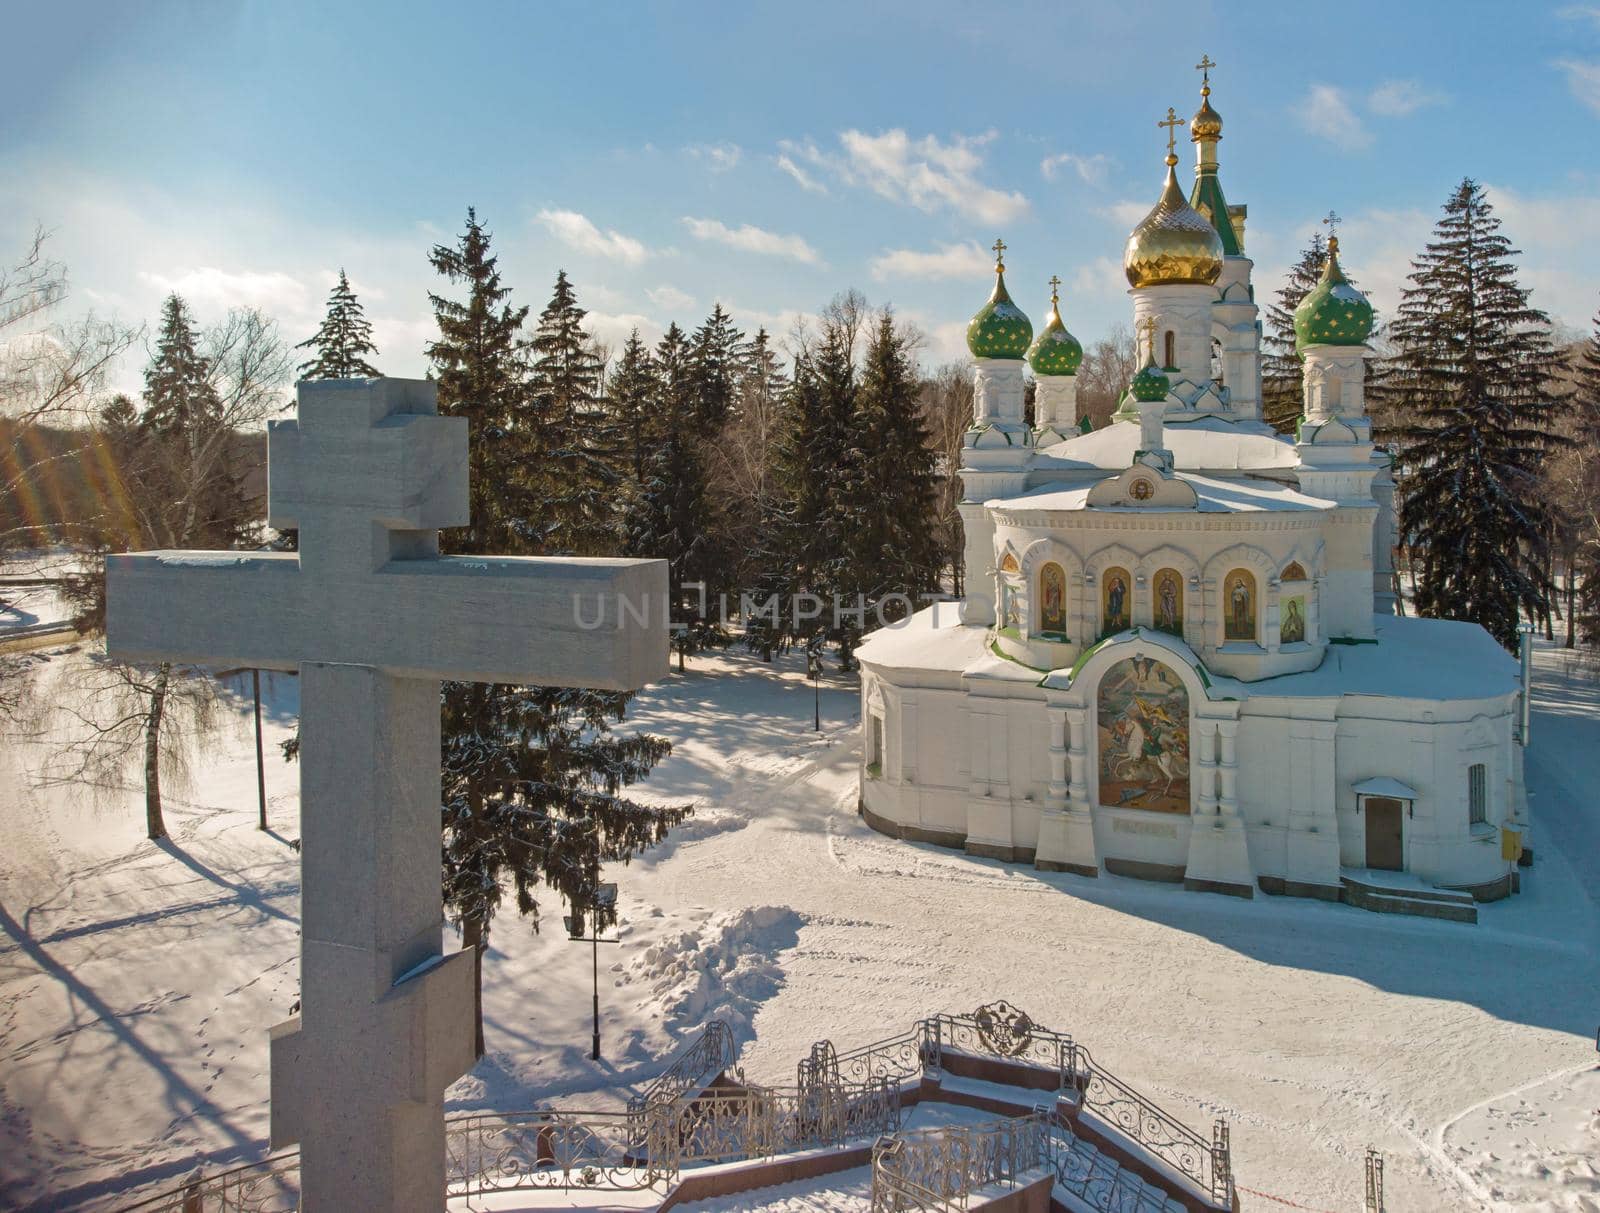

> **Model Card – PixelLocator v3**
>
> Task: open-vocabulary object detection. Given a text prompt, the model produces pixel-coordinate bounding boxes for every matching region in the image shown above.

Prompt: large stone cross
[106,378,667,1211]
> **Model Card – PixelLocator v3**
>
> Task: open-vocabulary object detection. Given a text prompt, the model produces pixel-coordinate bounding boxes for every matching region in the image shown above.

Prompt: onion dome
[966,239,1033,359]
[1026,278,1082,376]
[1126,109,1225,289]
[1191,61,1223,141]
[1130,359,1171,403]
[1293,236,1374,349]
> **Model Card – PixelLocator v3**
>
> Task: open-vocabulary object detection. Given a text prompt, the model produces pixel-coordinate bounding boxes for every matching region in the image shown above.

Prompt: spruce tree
[626,324,721,640]
[526,271,619,556]
[426,217,685,1051]
[839,313,941,636]
[1575,304,1600,647]
[1385,179,1562,651]
[426,209,532,555]
[295,269,380,380]
[688,303,744,436]
[142,295,221,439]
[608,328,657,484]
[1261,232,1329,435]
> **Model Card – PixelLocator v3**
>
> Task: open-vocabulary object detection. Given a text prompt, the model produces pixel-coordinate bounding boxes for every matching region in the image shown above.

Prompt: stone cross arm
[106,550,666,689]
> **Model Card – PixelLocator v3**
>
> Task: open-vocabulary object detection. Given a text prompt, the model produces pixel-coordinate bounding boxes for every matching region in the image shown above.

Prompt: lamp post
[251,669,267,831]
[564,823,619,1061]
[807,646,821,733]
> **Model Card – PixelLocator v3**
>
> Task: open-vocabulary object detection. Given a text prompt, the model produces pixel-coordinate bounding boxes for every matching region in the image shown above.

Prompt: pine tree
[626,323,721,641]
[688,303,744,436]
[295,269,380,380]
[839,313,941,642]
[608,328,656,484]
[1384,179,1562,651]
[426,218,684,1051]
[426,209,532,555]
[141,295,221,439]
[1261,232,1329,435]
[1574,303,1600,648]
[526,271,619,556]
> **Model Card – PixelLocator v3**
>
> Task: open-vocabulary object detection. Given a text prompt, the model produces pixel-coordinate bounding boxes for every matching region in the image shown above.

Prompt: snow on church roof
[1035,415,1298,472]
[990,471,1334,514]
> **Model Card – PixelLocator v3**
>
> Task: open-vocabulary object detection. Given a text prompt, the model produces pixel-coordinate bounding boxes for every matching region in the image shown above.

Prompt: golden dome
[1191,87,1223,141]
[1123,158,1225,288]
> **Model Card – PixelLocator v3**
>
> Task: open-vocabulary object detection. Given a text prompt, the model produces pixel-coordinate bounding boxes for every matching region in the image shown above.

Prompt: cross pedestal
[106,378,668,1211]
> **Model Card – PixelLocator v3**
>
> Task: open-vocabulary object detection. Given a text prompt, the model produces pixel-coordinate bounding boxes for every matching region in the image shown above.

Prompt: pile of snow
[623,905,804,1038]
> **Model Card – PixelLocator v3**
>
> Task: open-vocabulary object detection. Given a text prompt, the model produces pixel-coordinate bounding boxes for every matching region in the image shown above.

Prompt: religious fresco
[1223,569,1256,641]
[1102,566,1131,635]
[999,551,1020,574]
[1153,568,1183,636]
[1097,655,1190,814]
[1281,595,1306,644]
[1039,563,1067,634]
[1001,579,1022,631]
[1281,561,1307,583]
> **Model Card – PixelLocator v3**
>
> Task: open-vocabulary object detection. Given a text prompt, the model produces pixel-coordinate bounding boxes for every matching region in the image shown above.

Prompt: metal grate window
[1468,763,1488,825]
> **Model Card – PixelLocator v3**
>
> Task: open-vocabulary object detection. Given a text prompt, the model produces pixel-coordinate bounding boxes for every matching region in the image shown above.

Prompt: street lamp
[807,647,821,733]
[564,825,619,1061]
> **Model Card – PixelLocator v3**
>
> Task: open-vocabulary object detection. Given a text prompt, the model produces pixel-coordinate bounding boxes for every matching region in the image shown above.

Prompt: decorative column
[1036,698,1099,877]
[1184,713,1255,897]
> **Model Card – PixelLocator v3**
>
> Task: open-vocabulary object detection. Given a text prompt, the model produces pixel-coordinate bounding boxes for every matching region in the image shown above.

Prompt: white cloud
[1099,200,1150,228]
[1041,152,1111,187]
[686,142,742,172]
[646,284,694,312]
[581,310,659,352]
[138,266,310,318]
[1296,85,1373,151]
[775,154,828,195]
[786,129,1029,225]
[869,241,993,282]
[1558,5,1600,30]
[1367,80,1447,117]
[1072,257,1127,301]
[1556,58,1600,115]
[681,217,821,264]
[535,209,649,264]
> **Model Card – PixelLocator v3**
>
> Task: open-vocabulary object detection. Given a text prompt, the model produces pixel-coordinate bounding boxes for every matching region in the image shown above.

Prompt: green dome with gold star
[1130,360,1171,403]
[1026,287,1082,376]
[1294,237,1373,350]
[967,250,1033,360]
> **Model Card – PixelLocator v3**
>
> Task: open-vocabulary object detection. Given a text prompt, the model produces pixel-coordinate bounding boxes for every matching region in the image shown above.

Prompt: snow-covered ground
[1,639,1597,1212]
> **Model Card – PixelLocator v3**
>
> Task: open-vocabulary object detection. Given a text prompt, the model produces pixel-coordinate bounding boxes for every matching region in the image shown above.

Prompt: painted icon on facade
[1280,595,1306,644]
[1039,563,1067,635]
[1097,655,1190,814]
[1223,569,1256,642]
[1153,569,1183,636]
[1102,566,1131,635]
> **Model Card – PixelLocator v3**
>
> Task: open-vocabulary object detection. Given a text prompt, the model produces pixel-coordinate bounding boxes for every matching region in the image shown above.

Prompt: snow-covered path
[0,642,1596,1211]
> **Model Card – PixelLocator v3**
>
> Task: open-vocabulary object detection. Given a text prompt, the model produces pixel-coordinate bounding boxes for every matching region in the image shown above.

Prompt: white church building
[856,68,1530,906]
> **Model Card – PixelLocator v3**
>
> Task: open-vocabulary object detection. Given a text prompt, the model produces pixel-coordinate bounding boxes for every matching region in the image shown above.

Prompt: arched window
[1102,566,1132,636]
[1210,337,1224,383]
[1152,568,1184,636]
[1223,569,1257,642]
[1163,330,1176,368]
[1039,562,1067,635]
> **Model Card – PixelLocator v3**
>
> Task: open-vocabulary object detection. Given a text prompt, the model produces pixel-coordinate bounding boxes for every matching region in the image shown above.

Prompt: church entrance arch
[1364,797,1404,870]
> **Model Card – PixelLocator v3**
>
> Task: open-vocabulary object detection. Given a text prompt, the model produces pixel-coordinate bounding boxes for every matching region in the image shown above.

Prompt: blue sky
[4,0,1598,388]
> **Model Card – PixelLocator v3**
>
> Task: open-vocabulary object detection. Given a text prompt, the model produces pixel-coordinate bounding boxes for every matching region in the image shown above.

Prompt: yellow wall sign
[1500,827,1522,862]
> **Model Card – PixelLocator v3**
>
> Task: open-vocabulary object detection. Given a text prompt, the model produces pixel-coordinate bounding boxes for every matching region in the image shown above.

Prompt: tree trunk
[145,663,171,840]
[463,912,486,1058]
[1566,551,1578,649]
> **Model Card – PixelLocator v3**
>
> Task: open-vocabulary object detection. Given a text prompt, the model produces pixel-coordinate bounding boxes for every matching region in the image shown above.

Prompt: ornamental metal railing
[1046,1117,1178,1213]
[869,1112,1049,1212]
[627,1017,739,1123]
[659,1077,901,1167]
[809,1002,1232,1209]
[110,1153,301,1213]
[447,1108,661,1195]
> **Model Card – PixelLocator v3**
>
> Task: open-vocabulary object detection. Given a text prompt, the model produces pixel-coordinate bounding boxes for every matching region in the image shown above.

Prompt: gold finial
[1048,274,1061,306]
[1196,54,1216,94]
[1327,233,1340,257]
[992,236,1007,272]
[1158,107,1186,166]
[1140,314,1159,362]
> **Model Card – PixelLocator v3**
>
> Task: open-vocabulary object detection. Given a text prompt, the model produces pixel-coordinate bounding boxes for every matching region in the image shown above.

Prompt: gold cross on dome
[1196,54,1216,86]
[1322,209,1342,237]
[992,237,1007,270]
[1140,314,1158,360]
[1159,108,1186,158]
[1048,274,1061,305]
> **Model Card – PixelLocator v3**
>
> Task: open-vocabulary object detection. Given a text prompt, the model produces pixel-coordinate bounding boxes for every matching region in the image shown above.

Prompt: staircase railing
[112,1154,300,1213]
[659,1077,901,1167]
[627,1017,739,1124]
[1077,1043,1232,1207]
[869,1112,1049,1212]
[1046,1117,1176,1213]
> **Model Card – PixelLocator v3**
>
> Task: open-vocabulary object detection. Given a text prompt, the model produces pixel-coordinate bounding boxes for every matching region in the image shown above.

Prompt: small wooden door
[1365,797,1404,871]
